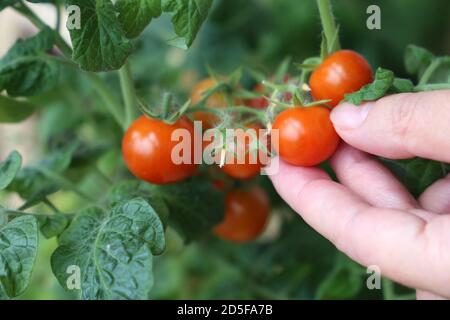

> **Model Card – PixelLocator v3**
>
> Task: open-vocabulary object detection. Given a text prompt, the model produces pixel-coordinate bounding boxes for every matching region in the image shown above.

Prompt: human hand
[269,90,450,299]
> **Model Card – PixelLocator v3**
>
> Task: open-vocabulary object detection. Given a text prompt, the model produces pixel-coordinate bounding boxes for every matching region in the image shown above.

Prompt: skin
[272,106,340,166]
[122,115,197,184]
[269,90,450,299]
[309,50,373,107]
[214,186,270,243]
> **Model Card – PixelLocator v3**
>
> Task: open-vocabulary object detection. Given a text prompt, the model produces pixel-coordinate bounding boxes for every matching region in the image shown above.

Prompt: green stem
[14,1,72,57]
[161,92,173,118]
[37,167,96,202]
[54,3,61,32]
[414,83,450,91]
[119,62,139,128]
[418,58,442,86]
[316,0,340,54]
[43,198,59,213]
[87,73,126,130]
[93,166,113,186]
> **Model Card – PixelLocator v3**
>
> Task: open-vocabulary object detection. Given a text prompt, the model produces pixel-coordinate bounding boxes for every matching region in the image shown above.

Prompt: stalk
[119,62,139,128]
[316,0,341,54]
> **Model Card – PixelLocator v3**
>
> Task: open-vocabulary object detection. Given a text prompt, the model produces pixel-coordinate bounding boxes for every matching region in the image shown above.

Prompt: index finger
[330,90,450,162]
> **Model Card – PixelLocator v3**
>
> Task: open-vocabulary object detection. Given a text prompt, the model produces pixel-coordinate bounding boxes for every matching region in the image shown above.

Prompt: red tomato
[220,124,268,180]
[309,50,373,107]
[190,78,243,129]
[190,78,228,129]
[214,186,270,243]
[272,106,340,166]
[247,83,269,109]
[122,115,197,184]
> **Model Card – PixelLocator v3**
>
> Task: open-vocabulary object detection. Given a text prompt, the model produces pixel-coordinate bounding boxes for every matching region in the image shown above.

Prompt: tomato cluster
[121,50,372,243]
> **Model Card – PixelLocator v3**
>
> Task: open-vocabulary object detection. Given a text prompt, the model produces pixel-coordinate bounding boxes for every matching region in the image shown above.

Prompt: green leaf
[66,0,132,71]
[38,214,70,239]
[0,151,22,190]
[0,28,58,97]
[107,180,170,228]
[381,158,448,197]
[0,215,39,298]
[162,0,213,49]
[51,198,165,299]
[0,95,36,123]
[344,68,395,105]
[8,143,77,200]
[315,254,363,299]
[392,78,414,93]
[404,45,434,78]
[116,0,162,39]
[150,177,225,242]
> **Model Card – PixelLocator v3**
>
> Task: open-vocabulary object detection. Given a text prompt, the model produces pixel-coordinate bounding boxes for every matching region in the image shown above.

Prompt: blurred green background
[13,0,450,300]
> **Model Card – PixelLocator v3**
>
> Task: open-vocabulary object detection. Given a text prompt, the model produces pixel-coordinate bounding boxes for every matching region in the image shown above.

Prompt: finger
[416,290,447,300]
[419,174,450,214]
[270,159,450,297]
[330,90,450,162]
[330,143,417,210]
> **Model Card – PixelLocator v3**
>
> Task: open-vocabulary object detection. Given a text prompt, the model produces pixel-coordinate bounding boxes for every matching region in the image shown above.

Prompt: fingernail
[330,102,374,129]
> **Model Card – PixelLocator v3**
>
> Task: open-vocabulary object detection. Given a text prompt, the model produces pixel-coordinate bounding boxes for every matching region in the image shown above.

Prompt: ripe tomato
[214,186,270,243]
[309,50,373,107]
[272,106,340,166]
[191,78,242,129]
[122,115,197,184]
[220,124,268,180]
[246,83,269,109]
[246,76,292,109]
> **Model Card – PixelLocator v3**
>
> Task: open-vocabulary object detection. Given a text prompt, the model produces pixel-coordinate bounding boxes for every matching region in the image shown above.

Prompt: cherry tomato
[246,76,292,109]
[214,186,270,243]
[190,78,227,129]
[246,83,269,109]
[220,124,268,180]
[272,106,340,166]
[122,115,197,184]
[309,50,373,107]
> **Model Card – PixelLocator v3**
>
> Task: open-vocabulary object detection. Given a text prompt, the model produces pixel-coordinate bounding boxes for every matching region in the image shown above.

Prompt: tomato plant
[122,116,198,184]
[0,0,449,301]
[214,186,270,243]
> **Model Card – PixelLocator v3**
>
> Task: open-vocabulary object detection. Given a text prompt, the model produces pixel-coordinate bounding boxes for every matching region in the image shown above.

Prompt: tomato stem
[316,0,341,54]
[37,167,96,202]
[86,73,126,129]
[161,92,173,118]
[414,83,450,91]
[417,58,442,86]
[119,61,139,128]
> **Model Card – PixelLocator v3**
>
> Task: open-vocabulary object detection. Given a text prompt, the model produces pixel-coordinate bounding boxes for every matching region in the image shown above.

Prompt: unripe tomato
[122,115,197,184]
[214,186,270,243]
[220,124,267,180]
[309,50,373,107]
[272,106,340,166]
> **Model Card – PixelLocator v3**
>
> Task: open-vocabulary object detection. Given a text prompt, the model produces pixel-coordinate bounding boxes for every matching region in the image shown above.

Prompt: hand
[270,90,450,299]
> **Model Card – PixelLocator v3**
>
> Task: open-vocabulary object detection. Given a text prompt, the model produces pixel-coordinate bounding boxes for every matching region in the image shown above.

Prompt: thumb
[330,90,450,162]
